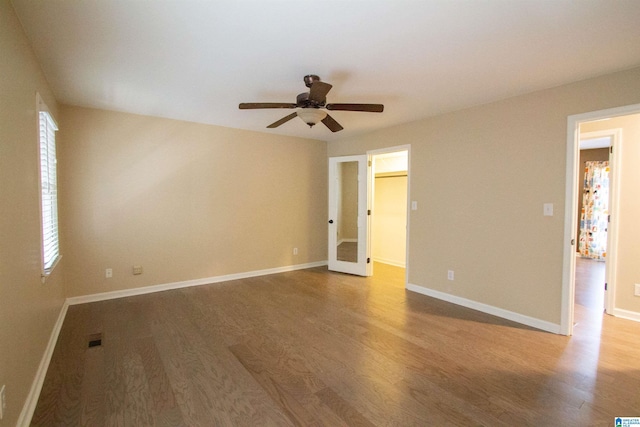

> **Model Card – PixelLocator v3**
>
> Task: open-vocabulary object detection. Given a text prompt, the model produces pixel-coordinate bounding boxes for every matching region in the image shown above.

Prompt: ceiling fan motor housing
[297,92,325,108]
[303,74,321,88]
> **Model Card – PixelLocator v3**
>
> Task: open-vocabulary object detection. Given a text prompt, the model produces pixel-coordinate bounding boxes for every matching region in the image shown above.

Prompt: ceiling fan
[239,75,384,132]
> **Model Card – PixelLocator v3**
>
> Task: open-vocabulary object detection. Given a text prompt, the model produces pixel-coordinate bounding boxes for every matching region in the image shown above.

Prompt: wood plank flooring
[31,261,640,426]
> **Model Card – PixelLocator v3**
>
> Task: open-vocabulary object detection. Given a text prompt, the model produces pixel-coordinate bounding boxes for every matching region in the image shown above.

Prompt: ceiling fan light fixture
[297,108,327,127]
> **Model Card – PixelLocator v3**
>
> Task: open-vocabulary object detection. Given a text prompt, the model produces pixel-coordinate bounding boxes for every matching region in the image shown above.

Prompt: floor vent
[87,333,103,348]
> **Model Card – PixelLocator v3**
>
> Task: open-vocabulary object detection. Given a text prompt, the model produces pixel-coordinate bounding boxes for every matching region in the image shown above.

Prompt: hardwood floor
[574,255,605,313]
[32,262,640,426]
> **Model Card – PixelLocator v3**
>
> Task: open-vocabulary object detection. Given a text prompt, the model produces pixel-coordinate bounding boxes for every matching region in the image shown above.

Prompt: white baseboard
[17,301,69,427]
[372,257,406,268]
[67,260,328,305]
[406,283,561,334]
[612,308,640,323]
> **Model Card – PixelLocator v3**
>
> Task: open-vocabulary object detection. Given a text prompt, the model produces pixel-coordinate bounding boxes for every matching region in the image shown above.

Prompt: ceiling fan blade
[326,103,384,113]
[267,112,298,128]
[308,81,333,103]
[239,103,296,109]
[321,114,344,133]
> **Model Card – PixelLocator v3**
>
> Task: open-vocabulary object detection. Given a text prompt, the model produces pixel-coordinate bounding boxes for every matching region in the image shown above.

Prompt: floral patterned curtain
[579,161,609,260]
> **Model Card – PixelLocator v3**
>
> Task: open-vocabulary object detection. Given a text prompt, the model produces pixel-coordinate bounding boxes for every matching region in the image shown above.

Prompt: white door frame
[561,103,640,335]
[367,145,411,285]
[579,129,621,315]
[328,155,371,276]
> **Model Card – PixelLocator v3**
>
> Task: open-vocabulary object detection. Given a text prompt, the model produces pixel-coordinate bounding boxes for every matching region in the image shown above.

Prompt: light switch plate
[543,203,554,216]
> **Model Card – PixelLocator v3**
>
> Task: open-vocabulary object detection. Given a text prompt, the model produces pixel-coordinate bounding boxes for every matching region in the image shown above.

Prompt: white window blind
[38,97,60,277]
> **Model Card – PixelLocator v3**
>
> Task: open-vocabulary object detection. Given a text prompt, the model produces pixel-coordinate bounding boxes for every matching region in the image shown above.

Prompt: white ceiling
[11,0,640,142]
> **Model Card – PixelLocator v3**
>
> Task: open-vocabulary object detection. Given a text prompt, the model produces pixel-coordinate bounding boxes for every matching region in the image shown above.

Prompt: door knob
[328,219,334,224]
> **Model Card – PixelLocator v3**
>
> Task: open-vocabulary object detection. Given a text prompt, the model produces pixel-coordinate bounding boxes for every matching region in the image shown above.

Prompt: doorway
[369,146,410,281]
[573,131,612,328]
[562,104,640,335]
[370,150,408,268]
[327,146,411,280]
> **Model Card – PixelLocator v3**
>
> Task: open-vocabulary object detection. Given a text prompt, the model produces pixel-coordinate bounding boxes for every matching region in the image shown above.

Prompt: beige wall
[581,114,640,314]
[58,106,328,297]
[328,67,640,325]
[0,1,66,425]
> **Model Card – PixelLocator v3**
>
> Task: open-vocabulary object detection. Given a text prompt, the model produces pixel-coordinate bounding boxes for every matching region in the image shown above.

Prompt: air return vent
[87,333,102,348]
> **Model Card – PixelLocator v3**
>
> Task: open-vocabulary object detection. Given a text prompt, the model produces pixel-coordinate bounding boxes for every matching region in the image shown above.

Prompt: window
[37,94,60,279]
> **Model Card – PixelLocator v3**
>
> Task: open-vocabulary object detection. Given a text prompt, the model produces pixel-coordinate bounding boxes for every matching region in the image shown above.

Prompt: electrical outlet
[1,384,6,420]
[635,284,640,297]
[133,265,143,275]
[448,270,454,281]
[293,248,298,255]
[105,268,112,278]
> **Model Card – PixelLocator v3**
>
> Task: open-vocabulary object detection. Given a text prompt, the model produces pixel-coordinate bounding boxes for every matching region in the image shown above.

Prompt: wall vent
[87,333,103,348]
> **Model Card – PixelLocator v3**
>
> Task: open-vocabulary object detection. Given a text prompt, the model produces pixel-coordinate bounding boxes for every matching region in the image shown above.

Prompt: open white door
[328,155,371,276]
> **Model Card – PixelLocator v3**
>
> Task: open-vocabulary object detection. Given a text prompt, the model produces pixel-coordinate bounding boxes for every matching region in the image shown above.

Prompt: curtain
[579,161,609,260]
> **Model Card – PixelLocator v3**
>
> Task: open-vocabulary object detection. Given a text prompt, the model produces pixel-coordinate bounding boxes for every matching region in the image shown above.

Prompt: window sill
[41,254,62,284]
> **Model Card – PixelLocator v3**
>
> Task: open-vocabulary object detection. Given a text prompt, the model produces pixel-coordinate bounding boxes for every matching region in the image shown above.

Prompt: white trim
[562,102,640,336]
[328,155,370,276]
[561,117,580,335]
[579,129,622,316]
[67,261,328,305]
[612,308,640,323]
[366,145,411,157]
[407,283,561,334]
[18,301,69,427]
[36,93,61,282]
[605,129,622,316]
